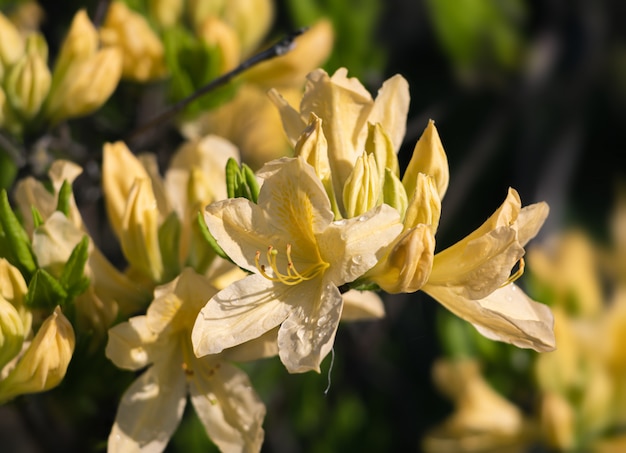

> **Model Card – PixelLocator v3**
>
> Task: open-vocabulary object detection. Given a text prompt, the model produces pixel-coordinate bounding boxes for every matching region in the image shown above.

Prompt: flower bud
[295,115,339,216]
[0,306,75,403]
[120,178,164,283]
[100,1,167,82]
[0,258,31,332]
[5,50,51,120]
[52,10,98,80]
[243,19,334,89]
[365,122,399,181]
[103,142,153,239]
[366,225,435,293]
[197,15,241,74]
[46,46,123,123]
[404,173,441,233]
[402,120,449,200]
[0,12,25,69]
[0,298,26,371]
[222,0,273,56]
[149,0,183,28]
[381,168,408,218]
[343,152,381,218]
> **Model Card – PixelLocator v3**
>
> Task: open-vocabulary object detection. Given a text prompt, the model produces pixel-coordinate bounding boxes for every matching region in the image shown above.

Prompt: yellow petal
[402,120,449,200]
[425,283,555,352]
[103,141,151,239]
[341,290,385,321]
[120,178,163,283]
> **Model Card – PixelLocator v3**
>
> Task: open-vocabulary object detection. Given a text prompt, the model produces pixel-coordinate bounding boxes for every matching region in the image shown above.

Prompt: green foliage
[225,158,259,203]
[162,25,238,117]
[0,189,37,279]
[426,0,527,79]
[26,235,91,310]
[283,0,386,82]
[158,211,182,282]
[196,211,230,263]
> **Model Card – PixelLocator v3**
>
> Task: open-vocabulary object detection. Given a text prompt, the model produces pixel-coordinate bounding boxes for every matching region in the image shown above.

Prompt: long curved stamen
[255,244,328,285]
[501,258,525,288]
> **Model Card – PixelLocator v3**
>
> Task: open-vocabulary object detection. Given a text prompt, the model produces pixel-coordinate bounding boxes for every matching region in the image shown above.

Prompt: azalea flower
[192,157,402,373]
[106,268,267,453]
[270,68,555,352]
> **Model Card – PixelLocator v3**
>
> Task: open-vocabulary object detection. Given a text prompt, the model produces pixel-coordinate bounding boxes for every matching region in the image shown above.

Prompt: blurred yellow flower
[45,9,122,124]
[100,1,168,82]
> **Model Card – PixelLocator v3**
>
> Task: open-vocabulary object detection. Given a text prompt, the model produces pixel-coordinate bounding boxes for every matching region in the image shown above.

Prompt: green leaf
[196,212,231,263]
[242,163,259,203]
[27,268,68,309]
[0,189,37,278]
[59,236,90,297]
[225,158,239,199]
[56,180,72,217]
[31,206,44,228]
[158,211,182,282]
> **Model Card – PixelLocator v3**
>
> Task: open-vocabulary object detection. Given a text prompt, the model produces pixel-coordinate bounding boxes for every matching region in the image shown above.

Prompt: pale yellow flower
[106,268,266,453]
[192,157,402,373]
[102,137,243,288]
[271,69,554,351]
[423,358,527,453]
[100,1,167,82]
[45,10,122,123]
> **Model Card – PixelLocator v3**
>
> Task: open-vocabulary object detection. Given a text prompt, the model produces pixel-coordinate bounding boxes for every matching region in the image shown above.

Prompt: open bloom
[192,157,402,373]
[106,268,267,453]
[270,68,554,352]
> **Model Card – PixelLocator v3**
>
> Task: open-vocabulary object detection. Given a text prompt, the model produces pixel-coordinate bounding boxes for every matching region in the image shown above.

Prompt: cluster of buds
[0,9,123,137]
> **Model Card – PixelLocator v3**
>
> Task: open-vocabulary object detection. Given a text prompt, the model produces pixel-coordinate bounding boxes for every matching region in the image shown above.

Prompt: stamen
[254,243,328,285]
[501,258,525,287]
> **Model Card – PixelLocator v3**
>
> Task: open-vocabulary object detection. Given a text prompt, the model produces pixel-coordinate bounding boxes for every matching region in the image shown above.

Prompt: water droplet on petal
[335,219,347,226]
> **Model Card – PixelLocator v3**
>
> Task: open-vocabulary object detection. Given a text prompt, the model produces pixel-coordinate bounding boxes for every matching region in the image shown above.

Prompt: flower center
[255,244,329,285]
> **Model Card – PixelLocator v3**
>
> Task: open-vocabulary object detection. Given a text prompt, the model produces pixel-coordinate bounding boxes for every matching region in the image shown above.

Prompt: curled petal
[424,283,555,352]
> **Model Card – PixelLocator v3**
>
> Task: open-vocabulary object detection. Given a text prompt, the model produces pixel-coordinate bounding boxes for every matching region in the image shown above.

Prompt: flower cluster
[0,3,556,452]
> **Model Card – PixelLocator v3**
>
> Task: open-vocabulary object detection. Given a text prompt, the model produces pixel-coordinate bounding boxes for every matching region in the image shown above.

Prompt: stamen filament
[501,258,525,288]
[255,243,328,285]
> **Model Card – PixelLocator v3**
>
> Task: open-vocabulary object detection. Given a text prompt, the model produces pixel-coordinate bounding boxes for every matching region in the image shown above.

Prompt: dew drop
[358,215,368,222]
[334,219,347,226]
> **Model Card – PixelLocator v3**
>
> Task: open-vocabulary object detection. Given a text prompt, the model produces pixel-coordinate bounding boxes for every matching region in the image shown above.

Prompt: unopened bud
[367,225,434,293]
[222,0,273,56]
[100,1,167,82]
[149,0,183,28]
[0,298,26,371]
[402,120,449,199]
[46,46,122,123]
[197,15,241,74]
[0,306,75,403]
[5,51,51,120]
[381,168,408,218]
[404,173,441,233]
[343,152,381,218]
[52,10,98,80]
[0,12,25,69]
[120,178,164,283]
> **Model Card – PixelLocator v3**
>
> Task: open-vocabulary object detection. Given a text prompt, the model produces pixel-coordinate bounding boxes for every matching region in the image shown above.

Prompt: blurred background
[1,0,625,451]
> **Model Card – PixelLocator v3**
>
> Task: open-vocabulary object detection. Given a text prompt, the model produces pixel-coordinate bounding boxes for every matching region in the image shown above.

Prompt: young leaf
[196,212,231,263]
[27,268,68,309]
[242,163,259,203]
[0,189,37,278]
[56,180,72,217]
[59,236,90,295]
[225,158,240,199]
